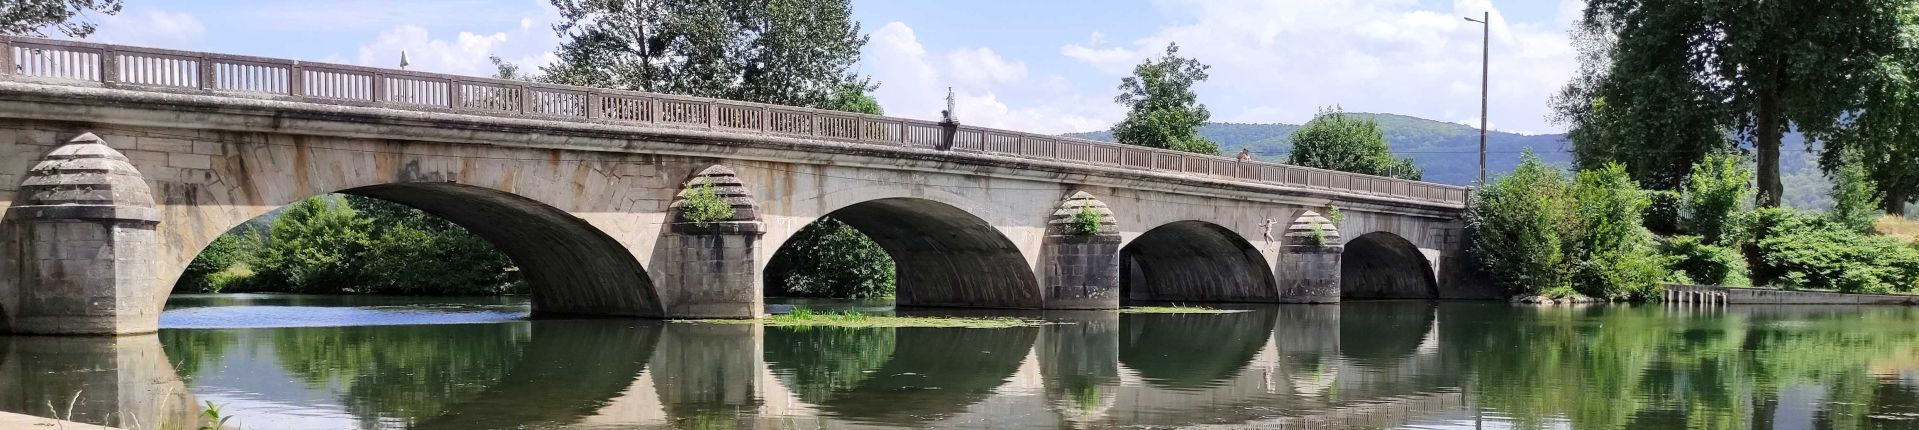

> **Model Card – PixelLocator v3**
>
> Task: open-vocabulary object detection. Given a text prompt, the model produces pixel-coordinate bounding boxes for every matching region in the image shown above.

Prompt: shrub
[682,179,736,227]
[1643,190,1682,235]
[1070,204,1103,236]
[1829,151,1882,234]
[765,217,896,299]
[1567,163,1667,300]
[1748,207,1919,293]
[1468,151,1576,296]
[1682,153,1754,245]
[1661,235,1749,287]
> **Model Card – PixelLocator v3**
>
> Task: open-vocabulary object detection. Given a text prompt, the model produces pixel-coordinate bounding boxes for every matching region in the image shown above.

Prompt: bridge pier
[1277,210,1343,303]
[1041,192,1121,310]
[8,134,165,335]
[655,166,764,319]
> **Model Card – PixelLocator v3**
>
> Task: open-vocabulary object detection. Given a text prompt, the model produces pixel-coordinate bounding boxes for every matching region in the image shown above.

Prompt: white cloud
[1058,0,1578,133]
[89,8,206,49]
[350,4,560,77]
[865,22,1123,134]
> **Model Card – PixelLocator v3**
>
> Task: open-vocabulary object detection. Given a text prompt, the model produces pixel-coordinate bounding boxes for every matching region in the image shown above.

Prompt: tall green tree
[1284,107,1422,180]
[1569,0,1909,205]
[1111,43,1217,154]
[0,0,121,37]
[543,0,869,108]
[1815,5,1919,214]
[1551,14,1732,190]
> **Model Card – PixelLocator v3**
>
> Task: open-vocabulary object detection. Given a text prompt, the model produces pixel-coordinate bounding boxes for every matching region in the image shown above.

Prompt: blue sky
[80,0,1582,135]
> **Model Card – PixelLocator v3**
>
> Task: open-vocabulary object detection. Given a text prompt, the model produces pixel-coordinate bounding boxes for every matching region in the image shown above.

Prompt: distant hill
[1065,113,1571,185]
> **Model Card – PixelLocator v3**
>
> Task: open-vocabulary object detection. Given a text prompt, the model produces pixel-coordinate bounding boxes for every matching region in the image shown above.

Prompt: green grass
[678,308,1046,328]
[1119,305,1241,314]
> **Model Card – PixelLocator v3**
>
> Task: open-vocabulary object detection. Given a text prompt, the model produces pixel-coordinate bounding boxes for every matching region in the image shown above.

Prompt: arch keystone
[11,133,165,334]
[1043,191,1120,309]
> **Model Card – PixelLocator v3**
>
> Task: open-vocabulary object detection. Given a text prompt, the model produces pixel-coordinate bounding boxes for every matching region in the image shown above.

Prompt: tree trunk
[1885,185,1910,215]
[1754,88,1785,208]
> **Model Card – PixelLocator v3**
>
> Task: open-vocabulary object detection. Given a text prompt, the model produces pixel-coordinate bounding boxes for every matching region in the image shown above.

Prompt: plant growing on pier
[681,178,736,227]
[1326,205,1344,224]
[1069,204,1104,236]
[1308,223,1328,247]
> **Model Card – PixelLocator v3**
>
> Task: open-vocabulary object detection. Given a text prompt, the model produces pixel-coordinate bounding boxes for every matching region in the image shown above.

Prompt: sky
[75,0,1584,135]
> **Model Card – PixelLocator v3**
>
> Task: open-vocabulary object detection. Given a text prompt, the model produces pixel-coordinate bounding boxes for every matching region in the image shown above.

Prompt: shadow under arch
[1121,221,1277,302]
[335,182,662,317]
[781,197,1041,309]
[1119,309,1277,389]
[1340,231,1438,300]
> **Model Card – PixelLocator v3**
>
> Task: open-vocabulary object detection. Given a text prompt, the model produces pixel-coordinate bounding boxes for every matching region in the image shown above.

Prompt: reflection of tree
[414,320,660,430]
[815,327,1038,425]
[1453,305,1919,429]
[1119,310,1274,388]
[158,329,238,381]
[268,323,531,425]
[762,326,895,404]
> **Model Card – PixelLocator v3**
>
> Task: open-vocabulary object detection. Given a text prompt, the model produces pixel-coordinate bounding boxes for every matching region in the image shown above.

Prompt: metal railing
[0,36,1470,206]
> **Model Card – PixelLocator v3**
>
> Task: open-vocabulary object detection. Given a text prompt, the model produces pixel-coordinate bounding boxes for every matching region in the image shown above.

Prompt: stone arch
[1120,220,1277,302]
[780,197,1042,309]
[1340,231,1438,300]
[342,182,662,317]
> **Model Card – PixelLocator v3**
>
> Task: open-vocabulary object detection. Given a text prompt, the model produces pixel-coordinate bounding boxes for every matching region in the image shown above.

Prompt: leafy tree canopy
[543,0,870,109]
[1112,43,1217,154]
[0,0,120,38]
[1285,107,1422,180]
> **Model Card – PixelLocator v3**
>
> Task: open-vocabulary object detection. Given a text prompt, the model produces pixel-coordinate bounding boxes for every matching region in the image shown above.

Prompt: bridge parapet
[0,36,1468,208]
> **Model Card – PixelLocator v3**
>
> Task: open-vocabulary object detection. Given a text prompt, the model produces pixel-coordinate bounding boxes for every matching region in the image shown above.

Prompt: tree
[1682,153,1755,245]
[1468,151,1576,297]
[1571,0,1909,205]
[0,0,121,38]
[1112,43,1217,154]
[1551,13,1732,190]
[1828,151,1882,233]
[543,0,869,109]
[1815,7,1919,214]
[1285,107,1422,180]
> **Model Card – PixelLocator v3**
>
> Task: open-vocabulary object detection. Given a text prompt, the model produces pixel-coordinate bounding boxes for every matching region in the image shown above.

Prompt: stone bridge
[0,37,1483,334]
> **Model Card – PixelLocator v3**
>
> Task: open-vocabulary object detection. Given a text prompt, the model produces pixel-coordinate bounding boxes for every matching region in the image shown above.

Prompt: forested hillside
[1064,113,1853,212]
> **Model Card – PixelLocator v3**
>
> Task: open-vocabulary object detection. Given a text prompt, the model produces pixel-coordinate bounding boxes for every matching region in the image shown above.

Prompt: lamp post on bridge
[1464,11,1488,185]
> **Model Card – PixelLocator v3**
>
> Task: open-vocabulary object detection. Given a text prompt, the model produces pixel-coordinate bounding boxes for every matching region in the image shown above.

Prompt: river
[1,295,1916,429]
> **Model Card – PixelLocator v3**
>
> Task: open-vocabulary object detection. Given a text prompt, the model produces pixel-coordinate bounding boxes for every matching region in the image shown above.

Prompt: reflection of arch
[414,320,662,429]
[813,327,1039,425]
[1337,302,1436,366]
[1119,310,1276,389]
[1121,221,1276,302]
[1340,231,1437,300]
[781,198,1040,309]
[183,183,661,317]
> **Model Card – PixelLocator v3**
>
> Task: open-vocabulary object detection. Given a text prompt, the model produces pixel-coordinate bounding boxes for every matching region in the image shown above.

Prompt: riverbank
[0,411,120,429]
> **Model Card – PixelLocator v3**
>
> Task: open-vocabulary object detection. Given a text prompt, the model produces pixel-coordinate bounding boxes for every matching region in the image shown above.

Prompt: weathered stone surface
[10,134,163,334]
[0,83,1471,335]
[1042,191,1120,309]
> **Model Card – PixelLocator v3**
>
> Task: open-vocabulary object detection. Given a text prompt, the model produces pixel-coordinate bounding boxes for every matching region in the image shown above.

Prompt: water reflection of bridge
[0,303,1471,429]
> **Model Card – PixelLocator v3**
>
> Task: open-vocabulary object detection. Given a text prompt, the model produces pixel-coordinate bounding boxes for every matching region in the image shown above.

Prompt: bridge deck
[0,36,1467,208]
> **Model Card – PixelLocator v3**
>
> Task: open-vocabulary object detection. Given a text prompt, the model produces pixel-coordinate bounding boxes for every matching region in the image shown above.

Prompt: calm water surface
[2,295,1916,429]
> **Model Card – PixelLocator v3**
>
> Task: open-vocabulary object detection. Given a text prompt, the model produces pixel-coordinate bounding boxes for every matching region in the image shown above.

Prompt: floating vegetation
[1119,306,1242,314]
[679,308,1046,329]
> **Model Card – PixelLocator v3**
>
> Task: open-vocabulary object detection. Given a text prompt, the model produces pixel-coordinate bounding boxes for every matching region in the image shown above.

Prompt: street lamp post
[1464,11,1488,185]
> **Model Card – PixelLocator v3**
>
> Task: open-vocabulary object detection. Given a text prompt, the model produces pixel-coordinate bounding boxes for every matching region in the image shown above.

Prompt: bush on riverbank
[1469,154,1664,299]
[1474,152,1919,297]
[178,195,523,295]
